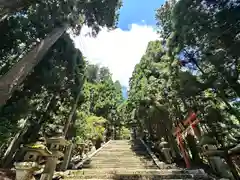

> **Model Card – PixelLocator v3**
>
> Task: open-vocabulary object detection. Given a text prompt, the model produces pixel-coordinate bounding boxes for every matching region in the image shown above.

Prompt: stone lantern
[78,143,85,158]
[199,135,234,180]
[88,141,93,152]
[159,137,172,164]
[14,139,52,180]
[83,142,89,155]
[40,128,69,180]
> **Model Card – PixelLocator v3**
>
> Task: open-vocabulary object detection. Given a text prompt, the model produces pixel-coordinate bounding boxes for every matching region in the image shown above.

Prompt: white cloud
[72,24,159,87]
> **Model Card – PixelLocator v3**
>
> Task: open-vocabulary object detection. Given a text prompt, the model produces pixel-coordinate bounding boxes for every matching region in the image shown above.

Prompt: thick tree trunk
[60,91,82,170]
[0,0,37,22]
[0,0,34,19]
[0,25,68,107]
[63,90,82,137]
[0,0,24,8]
[185,135,201,164]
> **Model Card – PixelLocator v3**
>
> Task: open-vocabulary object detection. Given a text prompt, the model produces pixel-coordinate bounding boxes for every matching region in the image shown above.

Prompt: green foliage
[80,64,124,120]
[127,40,180,143]
[74,63,124,144]
[75,113,106,141]
[0,0,122,160]
[1,34,85,148]
[86,116,106,140]
[126,0,240,150]
[119,127,131,140]
[0,0,122,76]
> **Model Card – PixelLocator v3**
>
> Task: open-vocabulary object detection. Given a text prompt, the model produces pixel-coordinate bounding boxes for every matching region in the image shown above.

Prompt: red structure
[174,126,191,168]
[173,111,201,168]
[183,112,201,139]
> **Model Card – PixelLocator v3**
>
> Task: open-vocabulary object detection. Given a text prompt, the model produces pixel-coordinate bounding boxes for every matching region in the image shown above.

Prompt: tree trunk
[1,95,56,168]
[0,25,68,107]
[0,0,35,20]
[60,91,82,171]
[185,135,201,164]
[0,0,37,10]
[1,124,28,168]
[0,0,24,8]
[63,90,82,137]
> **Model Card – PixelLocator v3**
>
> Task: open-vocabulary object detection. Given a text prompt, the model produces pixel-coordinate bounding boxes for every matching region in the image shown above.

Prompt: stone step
[66,168,210,179]
[65,173,209,179]
[88,162,155,165]
[92,156,150,159]
[102,148,145,150]
[67,168,208,175]
[65,179,195,180]
[93,152,143,154]
[83,165,156,168]
[87,166,158,169]
[87,164,157,168]
[95,148,144,150]
[93,155,151,159]
[94,152,150,156]
[90,161,154,165]
[67,178,194,180]
[94,152,146,155]
[91,155,148,158]
[92,154,149,157]
[90,159,150,162]
[89,159,155,162]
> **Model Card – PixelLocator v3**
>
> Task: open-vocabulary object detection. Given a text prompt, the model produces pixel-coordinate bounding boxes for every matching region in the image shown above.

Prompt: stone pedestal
[15,162,39,180]
[162,148,172,163]
[159,138,172,164]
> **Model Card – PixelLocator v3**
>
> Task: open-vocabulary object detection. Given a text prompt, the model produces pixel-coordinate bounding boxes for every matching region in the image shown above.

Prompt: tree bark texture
[0,25,67,107]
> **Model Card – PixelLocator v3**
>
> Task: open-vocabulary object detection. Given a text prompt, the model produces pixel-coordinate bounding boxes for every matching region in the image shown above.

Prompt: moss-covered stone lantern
[14,139,52,180]
[199,135,234,180]
[40,128,69,180]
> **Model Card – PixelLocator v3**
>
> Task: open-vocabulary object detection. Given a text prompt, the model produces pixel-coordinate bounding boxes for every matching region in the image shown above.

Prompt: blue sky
[118,0,165,30]
[75,0,164,88]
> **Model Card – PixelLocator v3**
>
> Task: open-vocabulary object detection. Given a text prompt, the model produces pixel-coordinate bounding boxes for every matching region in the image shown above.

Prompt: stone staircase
[63,140,212,180]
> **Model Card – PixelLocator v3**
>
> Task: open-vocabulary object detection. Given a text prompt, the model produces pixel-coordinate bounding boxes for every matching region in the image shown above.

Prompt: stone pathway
[63,140,213,180]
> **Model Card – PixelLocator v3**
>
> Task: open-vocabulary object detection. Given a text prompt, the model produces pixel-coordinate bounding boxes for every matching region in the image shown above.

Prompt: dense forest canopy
[0,0,124,167]
[126,0,240,148]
